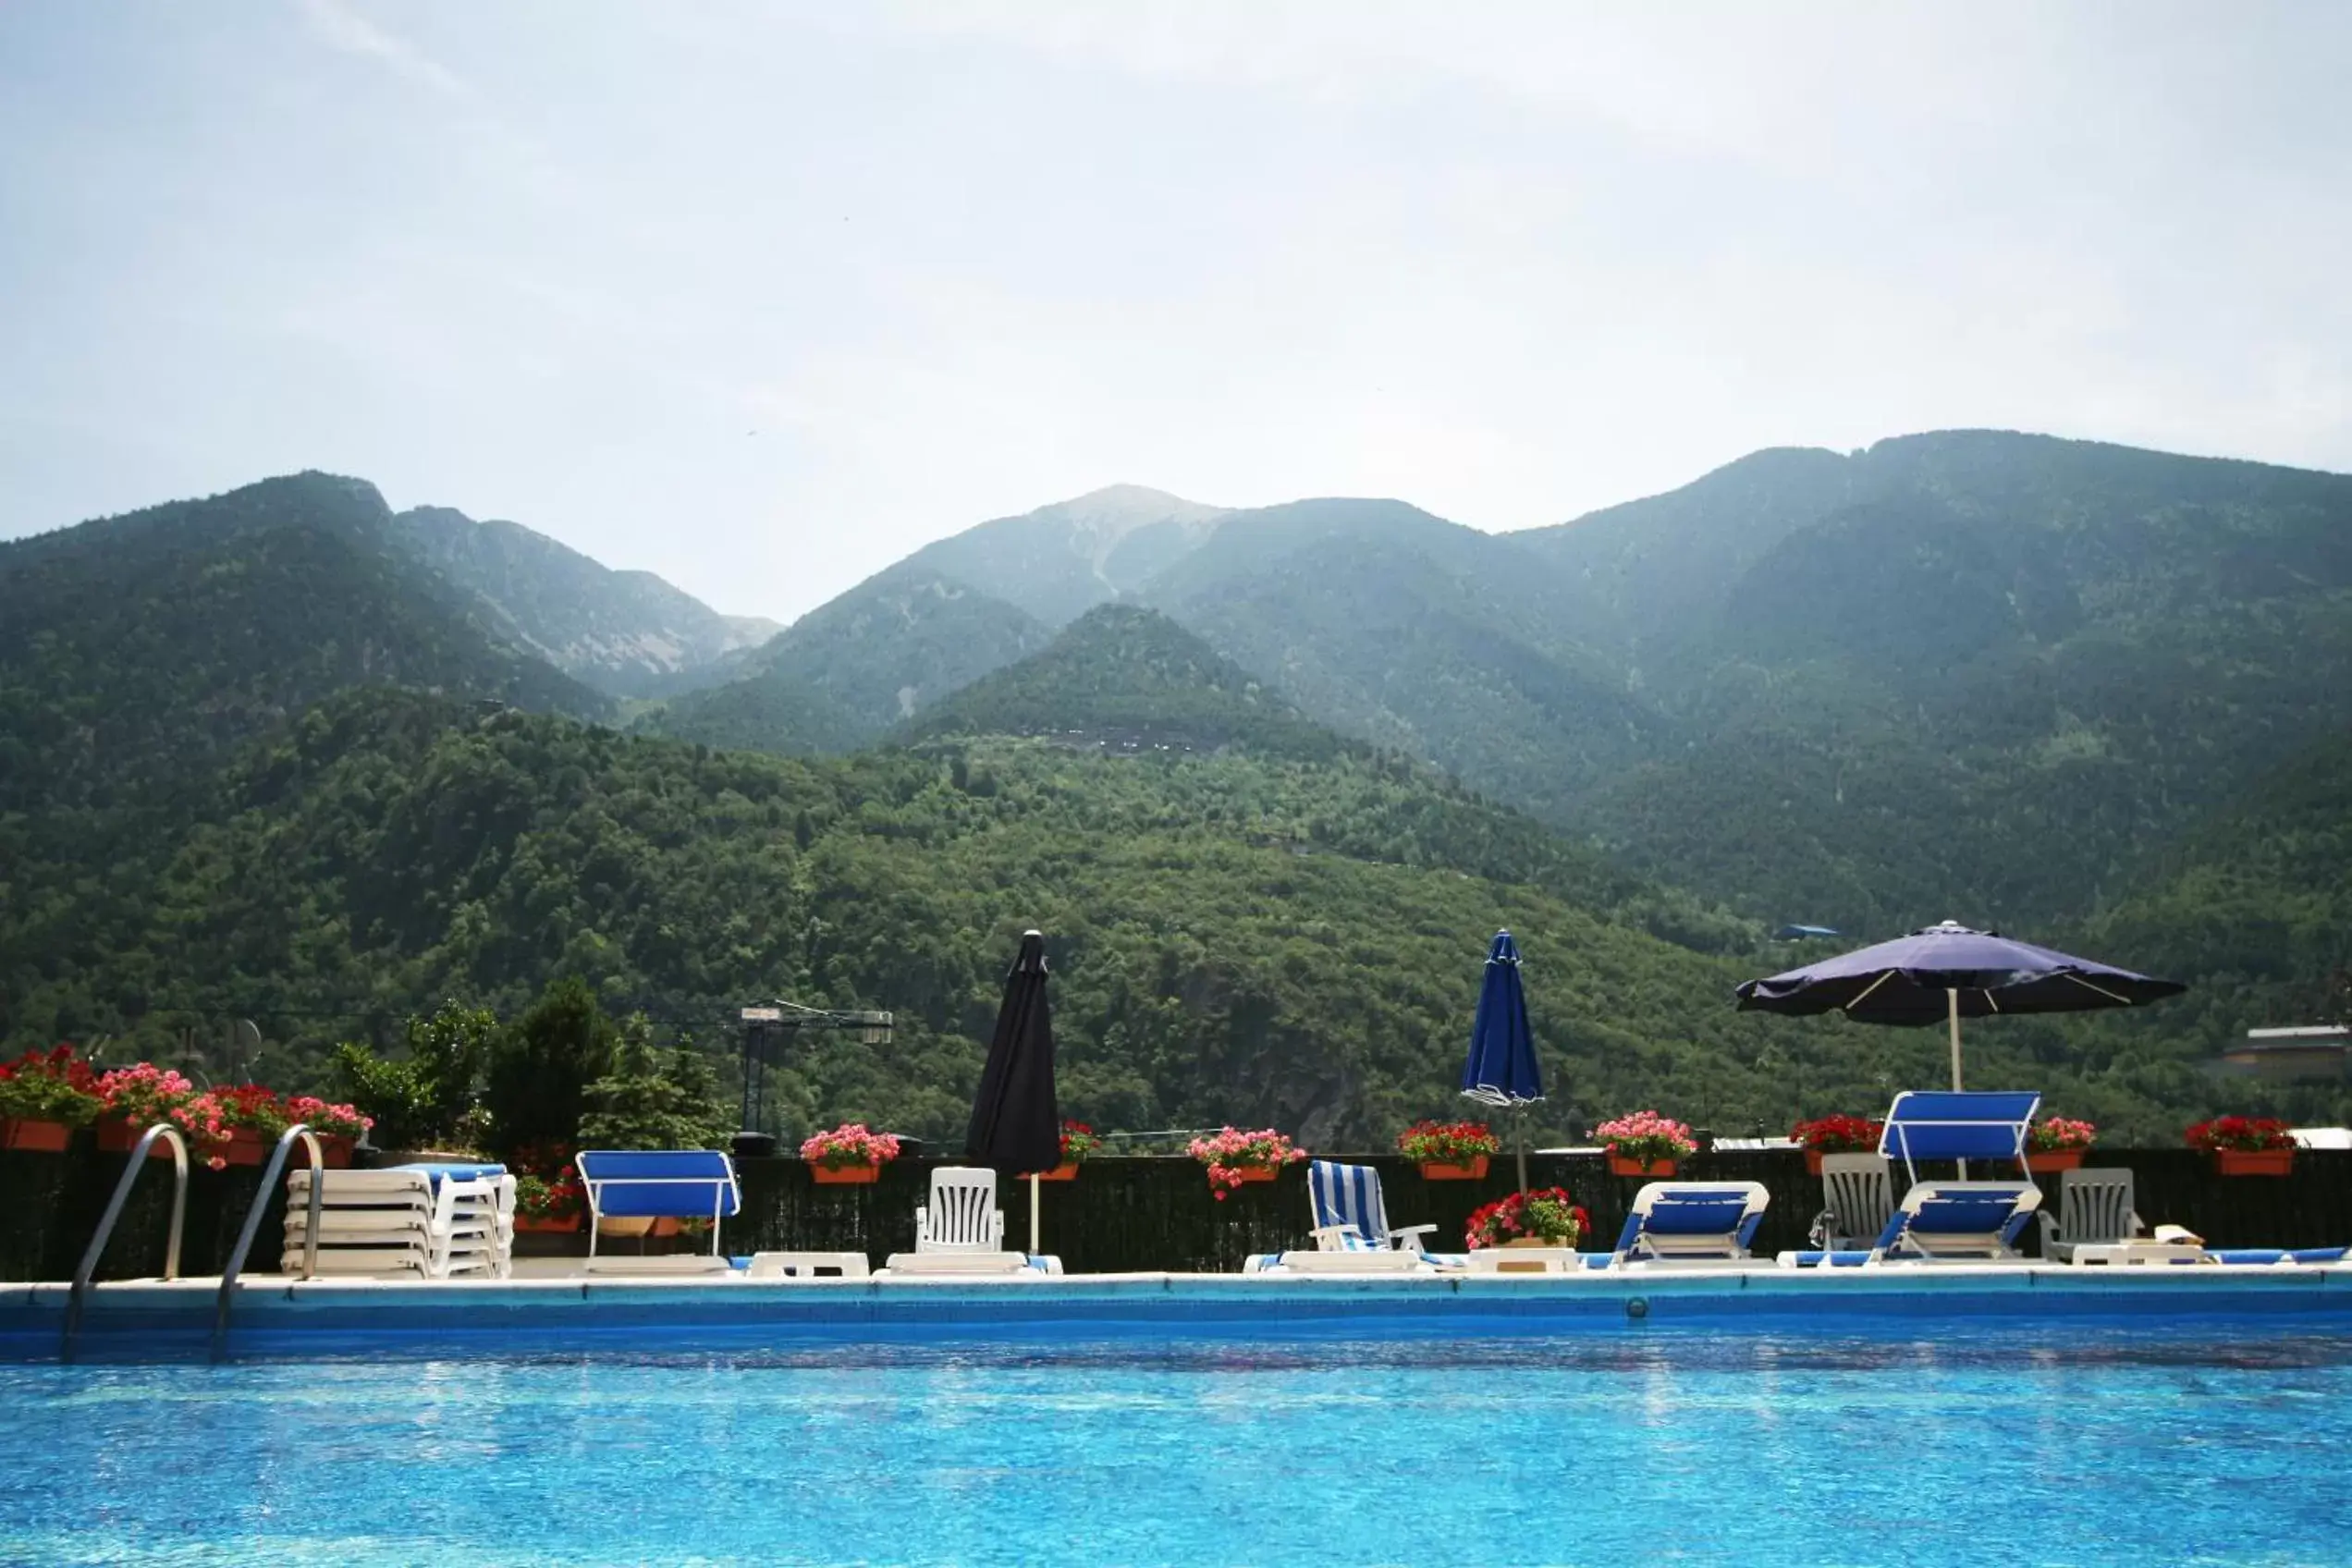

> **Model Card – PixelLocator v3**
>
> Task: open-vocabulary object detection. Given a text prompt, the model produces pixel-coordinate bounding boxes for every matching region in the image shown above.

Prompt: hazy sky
[4,4,2347,621]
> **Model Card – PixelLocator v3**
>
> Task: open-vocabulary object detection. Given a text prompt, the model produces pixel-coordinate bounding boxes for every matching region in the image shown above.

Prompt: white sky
[4,2,2346,621]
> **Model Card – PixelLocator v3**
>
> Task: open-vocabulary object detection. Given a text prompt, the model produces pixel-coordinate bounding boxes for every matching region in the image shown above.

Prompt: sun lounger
[1609,1182,1770,1267]
[1250,1160,1442,1273]
[576,1149,739,1266]
[1305,1160,1438,1256]
[882,1251,1046,1276]
[280,1167,512,1280]
[1868,1181,2041,1262]
[1880,1090,2040,1182]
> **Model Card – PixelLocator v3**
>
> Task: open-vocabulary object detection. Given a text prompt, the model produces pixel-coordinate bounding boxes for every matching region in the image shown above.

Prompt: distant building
[2221,1024,2352,1082]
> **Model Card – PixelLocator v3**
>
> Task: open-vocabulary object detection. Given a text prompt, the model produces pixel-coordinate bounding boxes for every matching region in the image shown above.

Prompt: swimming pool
[6,1324,2351,1566]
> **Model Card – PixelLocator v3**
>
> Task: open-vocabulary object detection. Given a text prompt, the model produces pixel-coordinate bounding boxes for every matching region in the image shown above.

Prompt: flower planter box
[0,1117,72,1154]
[515,1213,583,1234]
[1034,1163,1080,1182]
[96,1117,174,1157]
[809,1163,881,1184]
[2214,1149,2295,1177]
[1607,1156,1677,1178]
[1225,1164,1279,1184]
[2026,1149,2087,1173]
[220,1129,269,1168]
[317,1134,354,1169]
[1418,1157,1490,1181]
[1502,1234,1576,1249]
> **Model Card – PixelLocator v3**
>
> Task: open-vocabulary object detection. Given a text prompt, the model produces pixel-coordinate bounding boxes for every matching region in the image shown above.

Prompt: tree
[485,976,617,1158]
[576,1021,733,1151]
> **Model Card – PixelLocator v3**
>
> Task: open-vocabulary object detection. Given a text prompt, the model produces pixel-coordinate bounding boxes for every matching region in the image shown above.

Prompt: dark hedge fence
[9,1144,2352,1282]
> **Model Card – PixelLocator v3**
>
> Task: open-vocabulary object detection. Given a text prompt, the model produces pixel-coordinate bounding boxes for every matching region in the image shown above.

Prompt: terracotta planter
[598,1216,655,1238]
[1034,1162,1080,1182]
[0,1118,72,1154]
[1418,1156,1490,1181]
[2214,1148,2295,1177]
[1608,1156,1677,1178]
[317,1134,355,1169]
[96,1117,173,1158]
[1224,1164,1280,1185]
[810,1162,881,1184]
[515,1213,583,1234]
[2026,1149,2087,1173]
[220,1129,269,1167]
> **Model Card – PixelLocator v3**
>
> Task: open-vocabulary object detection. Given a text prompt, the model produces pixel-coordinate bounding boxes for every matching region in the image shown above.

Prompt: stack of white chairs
[280,1167,515,1280]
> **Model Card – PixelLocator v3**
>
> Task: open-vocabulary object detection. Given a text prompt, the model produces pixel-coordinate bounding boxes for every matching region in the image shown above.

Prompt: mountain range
[2,433,2346,1143]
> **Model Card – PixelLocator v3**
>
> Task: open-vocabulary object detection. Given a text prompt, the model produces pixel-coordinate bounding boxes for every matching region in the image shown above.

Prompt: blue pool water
[6,1326,2352,1565]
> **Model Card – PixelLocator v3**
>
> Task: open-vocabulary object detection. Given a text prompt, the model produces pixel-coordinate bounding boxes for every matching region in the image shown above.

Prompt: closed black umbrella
[965,929,1060,1255]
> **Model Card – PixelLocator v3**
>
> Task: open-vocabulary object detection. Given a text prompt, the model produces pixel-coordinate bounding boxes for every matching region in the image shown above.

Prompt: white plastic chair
[2038,1168,2142,1263]
[1811,1154,1896,1252]
[915,1167,1005,1254]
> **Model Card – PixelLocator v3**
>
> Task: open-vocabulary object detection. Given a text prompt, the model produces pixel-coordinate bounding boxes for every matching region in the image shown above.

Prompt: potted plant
[2025,1116,2097,1173]
[0,1046,103,1153]
[801,1122,901,1184]
[2187,1116,2297,1177]
[514,1171,587,1233]
[92,1062,199,1156]
[214,1084,291,1166]
[1789,1113,1883,1176]
[1465,1187,1588,1251]
[1187,1127,1304,1200]
[1037,1120,1102,1181]
[164,1092,234,1171]
[1595,1110,1697,1177]
[283,1096,374,1168]
[1399,1119,1501,1180]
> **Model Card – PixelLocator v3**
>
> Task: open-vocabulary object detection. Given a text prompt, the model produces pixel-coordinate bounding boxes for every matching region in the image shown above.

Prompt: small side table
[2069,1243,2210,1267]
[1465,1247,1590,1275]
[747,1250,871,1279]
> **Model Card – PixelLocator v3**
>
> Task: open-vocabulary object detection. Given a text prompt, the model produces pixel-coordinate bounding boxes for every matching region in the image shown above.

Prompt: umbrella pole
[1515,1109,1528,1195]
[1029,1172,1040,1258]
[1947,988,1964,1092]
[1948,987,1967,1178]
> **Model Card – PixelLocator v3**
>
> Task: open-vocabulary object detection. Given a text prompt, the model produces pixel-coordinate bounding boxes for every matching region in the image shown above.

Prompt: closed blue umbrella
[1461,930,1542,1191]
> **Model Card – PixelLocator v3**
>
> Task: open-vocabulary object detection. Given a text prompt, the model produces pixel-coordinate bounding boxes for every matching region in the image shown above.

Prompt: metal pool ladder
[63,1122,190,1361]
[211,1126,325,1360]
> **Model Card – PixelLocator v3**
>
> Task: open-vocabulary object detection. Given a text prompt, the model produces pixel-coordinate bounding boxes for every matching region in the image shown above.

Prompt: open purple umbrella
[1735,920,2186,1089]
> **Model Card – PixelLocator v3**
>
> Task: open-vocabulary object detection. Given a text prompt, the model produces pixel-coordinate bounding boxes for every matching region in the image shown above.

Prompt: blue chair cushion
[578,1150,740,1219]
[1909,1192,2028,1233]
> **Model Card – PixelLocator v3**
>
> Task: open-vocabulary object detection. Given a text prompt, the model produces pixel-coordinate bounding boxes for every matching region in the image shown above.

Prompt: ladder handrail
[211,1125,325,1359]
[63,1122,190,1361]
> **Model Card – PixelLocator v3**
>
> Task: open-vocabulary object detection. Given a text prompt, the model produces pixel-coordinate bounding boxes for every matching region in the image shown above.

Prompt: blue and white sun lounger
[1610,1182,1770,1266]
[576,1149,740,1264]
[1308,1161,1438,1254]
[1245,1161,1441,1273]
[1868,1181,2042,1261]
[1880,1090,2040,1180]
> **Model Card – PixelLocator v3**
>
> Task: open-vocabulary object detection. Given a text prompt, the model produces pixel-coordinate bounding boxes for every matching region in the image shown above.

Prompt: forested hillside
[2,689,2287,1145]
[905,603,1348,760]
[393,504,778,696]
[646,568,1053,751]
[0,472,607,814]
